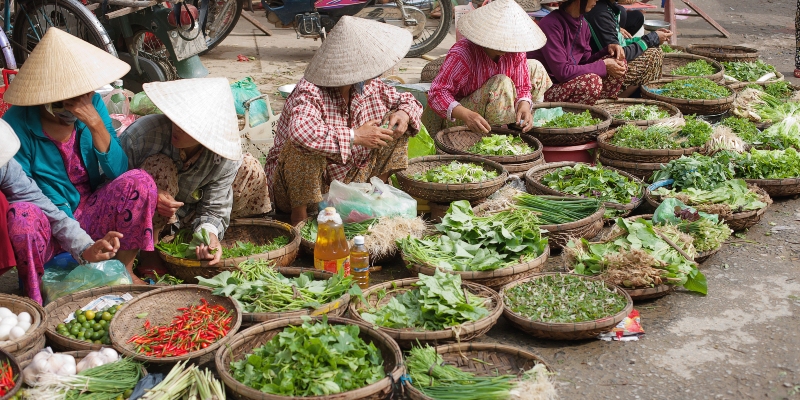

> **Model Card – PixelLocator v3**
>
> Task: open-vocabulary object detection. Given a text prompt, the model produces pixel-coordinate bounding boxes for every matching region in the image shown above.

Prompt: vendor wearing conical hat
[2,29,158,290]
[264,16,423,226]
[423,0,550,134]
[120,78,271,267]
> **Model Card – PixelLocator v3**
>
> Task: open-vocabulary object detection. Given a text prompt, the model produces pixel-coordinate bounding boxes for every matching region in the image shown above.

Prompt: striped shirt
[428,39,532,120]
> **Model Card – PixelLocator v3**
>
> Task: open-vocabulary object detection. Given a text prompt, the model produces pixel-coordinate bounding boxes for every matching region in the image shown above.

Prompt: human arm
[585,7,643,61]
[192,159,238,244]
[377,81,422,135]
[285,84,354,164]
[538,23,608,82]
[65,93,129,180]
[510,52,533,119]
[427,52,473,121]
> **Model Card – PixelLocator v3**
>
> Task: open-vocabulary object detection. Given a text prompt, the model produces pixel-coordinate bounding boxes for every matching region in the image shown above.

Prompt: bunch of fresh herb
[721,116,759,140]
[733,148,800,179]
[504,274,628,323]
[230,317,384,396]
[567,218,707,294]
[221,236,289,258]
[722,60,777,82]
[541,110,601,128]
[680,115,713,147]
[678,217,731,252]
[764,81,794,98]
[513,193,601,224]
[610,124,682,149]
[661,44,680,53]
[541,164,642,208]
[613,104,670,121]
[655,78,731,100]
[652,179,768,213]
[413,161,498,184]
[359,270,490,330]
[467,134,533,156]
[398,200,547,271]
[651,153,735,191]
[155,228,215,259]
[671,59,716,76]
[153,272,184,285]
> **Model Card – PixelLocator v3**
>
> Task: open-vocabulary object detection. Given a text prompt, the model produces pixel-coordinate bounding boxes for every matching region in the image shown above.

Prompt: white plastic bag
[321,177,417,223]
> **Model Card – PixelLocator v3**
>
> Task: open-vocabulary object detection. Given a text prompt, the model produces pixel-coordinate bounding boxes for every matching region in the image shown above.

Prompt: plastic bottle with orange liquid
[313,207,351,275]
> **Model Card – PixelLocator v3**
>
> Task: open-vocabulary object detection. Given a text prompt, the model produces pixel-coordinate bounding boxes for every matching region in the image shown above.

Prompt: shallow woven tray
[0,294,46,355]
[528,102,612,146]
[240,266,348,326]
[597,129,699,164]
[641,79,735,116]
[348,278,502,348]
[109,285,242,363]
[501,273,633,340]
[524,161,645,218]
[215,316,404,400]
[12,335,44,363]
[598,155,664,182]
[405,246,550,290]
[395,155,508,203]
[730,81,800,130]
[434,126,543,164]
[505,155,545,177]
[645,185,771,231]
[695,246,721,264]
[624,284,675,301]
[160,219,300,283]
[743,178,800,198]
[661,53,725,82]
[0,348,23,400]
[686,44,759,63]
[405,342,553,400]
[595,98,682,128]
[44,285,157,352]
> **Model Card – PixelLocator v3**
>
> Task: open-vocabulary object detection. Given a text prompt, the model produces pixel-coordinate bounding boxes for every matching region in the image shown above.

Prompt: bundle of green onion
[26,358,144,400]
[513,194,600,224]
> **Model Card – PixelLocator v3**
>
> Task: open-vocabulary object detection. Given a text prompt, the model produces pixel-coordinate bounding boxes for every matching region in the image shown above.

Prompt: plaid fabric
[428,39,532,119]
[264,78,422,189]
[119,114,242,235]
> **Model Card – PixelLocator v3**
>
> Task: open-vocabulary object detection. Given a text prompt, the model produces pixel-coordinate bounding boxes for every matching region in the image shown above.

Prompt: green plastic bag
[129,91,162,116]
[41,260,133,304]
[652,198,719,225]
[230,77,268,127]
[408,124,435,159]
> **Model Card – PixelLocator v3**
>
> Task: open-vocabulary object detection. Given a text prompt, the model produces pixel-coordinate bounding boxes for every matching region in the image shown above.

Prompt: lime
[57,323,66,331]
[93,340,102,344]
[92,323,103,331]
[74,309,83,318]
[99,320,109,329]
[77,331,85,339]
[101,312,113,321]
[82,321,91,329]
[123,389,133,398]
[69,326,80,335]
[77,315,87,323]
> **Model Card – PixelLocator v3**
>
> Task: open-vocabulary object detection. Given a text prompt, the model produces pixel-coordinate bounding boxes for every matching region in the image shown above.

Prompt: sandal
[794,68,800,79]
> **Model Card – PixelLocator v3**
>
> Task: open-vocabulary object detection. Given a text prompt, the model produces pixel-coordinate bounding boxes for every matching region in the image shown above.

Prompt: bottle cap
[113,79,123,87]
[354,236,364,245]
[317,207,342,224]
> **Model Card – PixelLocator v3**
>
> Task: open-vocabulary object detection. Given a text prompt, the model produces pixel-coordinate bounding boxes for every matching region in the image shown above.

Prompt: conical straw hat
[304,16,412,87]
[144,78,242,161]
[4,29,130,106]
[458,0,547,53]
[0,119,19,168]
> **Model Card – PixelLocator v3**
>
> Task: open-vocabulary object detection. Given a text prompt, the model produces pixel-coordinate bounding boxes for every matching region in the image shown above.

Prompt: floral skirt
[544,59,628,105]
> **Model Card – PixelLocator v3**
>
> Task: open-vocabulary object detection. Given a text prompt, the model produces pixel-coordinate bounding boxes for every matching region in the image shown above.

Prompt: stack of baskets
[434,126,544,177]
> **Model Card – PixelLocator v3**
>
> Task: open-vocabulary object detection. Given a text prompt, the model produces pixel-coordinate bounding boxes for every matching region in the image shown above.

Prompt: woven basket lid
[0,119,19,168]
[4,29,130,106]
[144,78,242,161]
[304,16,412,87]
[458,0,547,53]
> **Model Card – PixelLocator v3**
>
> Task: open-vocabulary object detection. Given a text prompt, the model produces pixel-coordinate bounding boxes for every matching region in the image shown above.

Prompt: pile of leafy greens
[652,179,768,214]
[661,43,681,53]
[670,59,716,76]
[613,104,670,121]
[746,81,796,99]
[651,153,736,191]
[680,115,713,146]
[467,134,533,156]
[610,120,707,149]
[398,200,547,271]
[230,317,384,396]
[567,218,707,294]
[541,164,642,212]
[359,270,490,330]
[733,148,800,179]
[156,229,291,259]
[653,78,731,100]
[412,161,498,184]
[652,198,732,252]
[541,110,601,128]
[722,60,777,82]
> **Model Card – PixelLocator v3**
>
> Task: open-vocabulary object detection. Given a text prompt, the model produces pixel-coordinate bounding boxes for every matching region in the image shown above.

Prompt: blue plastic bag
[41,260,133,304]
[230,77,268,128]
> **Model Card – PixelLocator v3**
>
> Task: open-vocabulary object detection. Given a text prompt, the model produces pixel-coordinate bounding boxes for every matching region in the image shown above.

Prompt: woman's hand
[656,29,674,44]
[452,106,491,134]
[620,28,632,39]
[196,231,222,265]
[607,44,626,61]
[82,232,123,262]
[604,58,627,78]
[354,120,394,149]
[157,190,184,218]
[387,110,410,139]
[63,93,104,129]
[515,101,533,133]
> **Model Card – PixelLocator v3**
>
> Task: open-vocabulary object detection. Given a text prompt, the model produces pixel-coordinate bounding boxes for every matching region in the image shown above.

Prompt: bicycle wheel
[405,0,452,58]
[132,30,179,81]
[199,0,242,54]
[11,0,115,65]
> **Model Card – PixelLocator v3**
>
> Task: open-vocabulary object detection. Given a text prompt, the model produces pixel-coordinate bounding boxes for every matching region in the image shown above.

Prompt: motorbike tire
[199,0,243,54]
[406,0,452,58]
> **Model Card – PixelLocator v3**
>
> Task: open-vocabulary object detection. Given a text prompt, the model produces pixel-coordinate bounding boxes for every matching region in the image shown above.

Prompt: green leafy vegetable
[652,179,767,213]
[680,115,713,147]
[504,274,628,323]
[541,164,642,215]
[153,272,183,285]
[610,123,690,149]
[220,236,289,258]
[679,217,731,252]
[541,110,601,128]
[733,148,800,179]
[764,81,794,99]
[670,59,716,76]
[156,229,289,259]
[613,104,670,121]
[359,270,490,330]
[661,44,680,53]
[412,161,498,184]
[513,194,601,224]
[722,60,777,82]
[651,153,735,191]
[721,116,759,138]
[467,134,533,156]
[230,317,384,396]
[654,78,731,100]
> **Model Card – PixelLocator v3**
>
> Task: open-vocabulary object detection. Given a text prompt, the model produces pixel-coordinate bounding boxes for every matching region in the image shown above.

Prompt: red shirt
[428,39,532,120]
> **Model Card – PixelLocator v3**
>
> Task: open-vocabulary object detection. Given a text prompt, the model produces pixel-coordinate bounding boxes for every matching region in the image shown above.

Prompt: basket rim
[0,294,46,354]
[598,155,667,171]
[500,272,633,332]
[594,98,683,127]
[0,347,23,400]
[528,102,612,135]
[213,316,404,400]
[641,78,736,106]
[624,284,675,299]
[433,126,544,164]
[597,129,699,157]
[403,246,550,280]
[108,285,242,363]
[156,219,300,268]
[395,155,509,192]
[348,278,503,341]
[661,53,725,80]
[686,43,759,55]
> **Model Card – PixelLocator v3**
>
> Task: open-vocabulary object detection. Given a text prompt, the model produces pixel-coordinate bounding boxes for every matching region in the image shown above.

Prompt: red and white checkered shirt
[264,78,422,188]
[428,39,532,120]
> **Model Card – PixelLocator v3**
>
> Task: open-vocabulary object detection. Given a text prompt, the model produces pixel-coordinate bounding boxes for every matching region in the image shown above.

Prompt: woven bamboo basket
[44,285,156,352]
[404,342,553,400]
[0,295,46,356]
[686,44,759,62]
[405,246,550,290]
[743,178,800,198]
[348,278,502,348]
[730,81,800,130]
[528,102,612,146]
[395,155,508,203]
[0,348,22,400]
[109,285,242,364]
[420,56,446,83]
[695,246,721,264]
[598,155,664,182]
[597,130,698,164]
[595,98,682,128]
[501,273,633,340]
[524,162,645,218]
[239,267,348,326]
[215,316,404,400]
[12,335,44,363]
[433,126,543,164]
[505,155,545,178]
[641,79,735,116]
[661,53,725,83]
[159,219,300,283]
[645,185,771,231]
